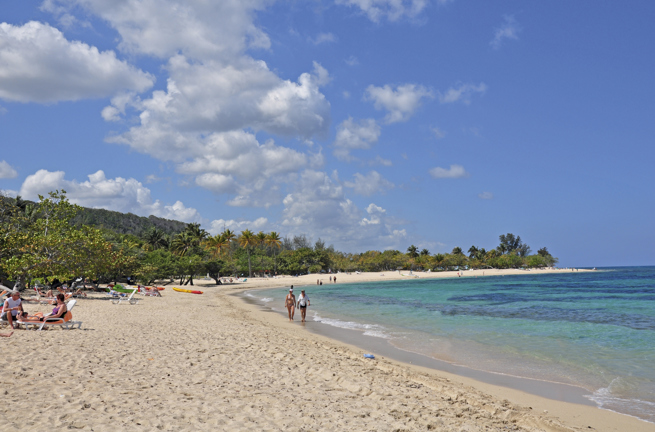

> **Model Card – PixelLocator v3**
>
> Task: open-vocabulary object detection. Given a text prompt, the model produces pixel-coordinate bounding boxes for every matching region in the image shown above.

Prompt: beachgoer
[333,276,336,283]
[296,290,310,323]
[285,287,296,321]
[329,276,332,282]
[2,291,26,329]
[319,281,322,285]
[317,279,319,285]
[22,294,67,323]
[0,331,13,337]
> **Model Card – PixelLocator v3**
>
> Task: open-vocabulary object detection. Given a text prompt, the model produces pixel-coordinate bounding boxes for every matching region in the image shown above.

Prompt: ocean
[245,267,655,424]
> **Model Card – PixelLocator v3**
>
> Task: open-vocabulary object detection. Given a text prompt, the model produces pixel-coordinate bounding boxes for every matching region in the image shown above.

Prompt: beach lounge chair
[111,287,139,305]
[19,299,83,331]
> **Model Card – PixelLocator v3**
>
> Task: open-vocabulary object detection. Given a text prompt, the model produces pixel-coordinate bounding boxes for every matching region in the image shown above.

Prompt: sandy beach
[1,268,652,431]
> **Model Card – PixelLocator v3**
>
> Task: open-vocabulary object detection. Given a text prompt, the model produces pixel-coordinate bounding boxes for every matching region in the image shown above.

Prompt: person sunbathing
[21,294,68,323]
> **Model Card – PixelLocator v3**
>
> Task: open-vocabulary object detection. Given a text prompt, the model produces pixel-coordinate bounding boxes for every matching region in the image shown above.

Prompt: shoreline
[3,267,651,431]
[239,291,595,406]
[211,268,653,431]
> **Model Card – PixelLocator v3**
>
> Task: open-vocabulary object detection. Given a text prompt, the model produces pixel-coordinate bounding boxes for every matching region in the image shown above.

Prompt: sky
[1,0,654,267]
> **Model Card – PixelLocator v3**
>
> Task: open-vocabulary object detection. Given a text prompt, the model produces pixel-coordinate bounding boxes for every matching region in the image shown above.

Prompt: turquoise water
[247,267,655,423]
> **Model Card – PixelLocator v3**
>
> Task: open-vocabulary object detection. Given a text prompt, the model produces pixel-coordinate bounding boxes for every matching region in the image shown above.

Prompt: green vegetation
[0,190,558,289]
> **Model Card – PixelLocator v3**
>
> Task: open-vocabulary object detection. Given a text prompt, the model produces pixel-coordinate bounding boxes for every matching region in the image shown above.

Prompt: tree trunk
[247,249,252,278]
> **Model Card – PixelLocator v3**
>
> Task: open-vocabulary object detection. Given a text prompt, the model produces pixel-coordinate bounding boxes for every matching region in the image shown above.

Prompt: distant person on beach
[285,287,296,321]
[333,276,336,283]
[2,291,26,329]
[329,276,332,282]
[296,290,310,323]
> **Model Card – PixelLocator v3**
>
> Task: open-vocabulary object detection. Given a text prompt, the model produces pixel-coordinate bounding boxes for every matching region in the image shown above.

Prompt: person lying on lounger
[21,294,68,322]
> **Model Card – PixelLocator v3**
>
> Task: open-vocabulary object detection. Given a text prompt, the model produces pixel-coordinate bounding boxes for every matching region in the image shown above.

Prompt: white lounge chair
[111,287,139,305]
[20,299,83,331]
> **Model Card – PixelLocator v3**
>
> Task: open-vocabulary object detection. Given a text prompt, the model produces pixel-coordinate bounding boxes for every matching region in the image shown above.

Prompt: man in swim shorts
[285,287,296,321]
[296,290,310,323]
[2,290,26,329]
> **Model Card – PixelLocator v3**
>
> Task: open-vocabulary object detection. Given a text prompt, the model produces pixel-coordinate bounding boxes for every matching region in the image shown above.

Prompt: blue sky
[1,0,654,267]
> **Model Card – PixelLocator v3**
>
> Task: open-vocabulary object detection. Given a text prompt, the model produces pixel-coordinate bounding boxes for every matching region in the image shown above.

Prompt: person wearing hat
[2,290,27,329]
[284,286,296,321]
[296,290,310,323]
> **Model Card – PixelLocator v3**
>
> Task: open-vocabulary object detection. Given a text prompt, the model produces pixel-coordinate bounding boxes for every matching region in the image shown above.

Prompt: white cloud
[40,1,332,208]
[335,0,429,22]
[310,32,337,45]
[438,82,487,104]
[106,58,331,139]
[360,203,385,225]
[431,126,446,139]
[369,155,393,166]
[44,0,272,60]
[19,169,201,222]
[0,161,18,179]
[478,192,494,200]
[365,84,432,123]
[281,170,407,251]
[333,117,381,161]
[0,21,154,103]
[345,55,359,66]
[491,15,520,50]
[208,217,268,235]
[429,164,469,179]
[344,171,394,196]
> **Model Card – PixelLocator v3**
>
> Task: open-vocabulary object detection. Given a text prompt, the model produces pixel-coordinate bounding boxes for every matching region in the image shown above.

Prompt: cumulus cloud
[40,1,332,208]
[105,58,331,139]
[43,0,272,60]
[333,117,381,161]
[478,191,494,200]
[208,217,268,235]
[335,0,429,22]
[281,170,407,251]
[491,15,520,49]
[0,21,154,103]
[429,164,469,179]
[438,82,487,104]
[19,169,201,222]
[344,171,394,196]
[365,84,432,123]
[0,160,18,179]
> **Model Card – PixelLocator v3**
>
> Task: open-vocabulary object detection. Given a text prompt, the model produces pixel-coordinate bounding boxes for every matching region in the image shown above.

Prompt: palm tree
[256,231,267,274]
[266,231,282,274]
[420,248,430,256]
[468,245,479,259]
[407,245,419,258]
[185,223,208,244]
[221,228,236,255]
[238,229,256,277]
[171,231,194,256]
[204,233,228,258]
[144,227,168,251]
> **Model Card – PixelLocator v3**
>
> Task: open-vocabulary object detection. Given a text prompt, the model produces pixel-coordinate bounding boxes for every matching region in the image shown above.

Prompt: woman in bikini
[284,287,296,321]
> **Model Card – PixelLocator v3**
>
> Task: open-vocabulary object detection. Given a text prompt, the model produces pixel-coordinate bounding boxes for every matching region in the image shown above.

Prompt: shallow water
[247,267,655,424]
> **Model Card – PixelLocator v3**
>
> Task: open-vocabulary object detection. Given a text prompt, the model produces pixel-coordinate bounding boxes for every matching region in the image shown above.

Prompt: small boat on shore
[172,287,203,295]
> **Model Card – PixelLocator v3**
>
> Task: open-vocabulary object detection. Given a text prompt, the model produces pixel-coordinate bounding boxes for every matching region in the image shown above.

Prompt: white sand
[1,268,651,431]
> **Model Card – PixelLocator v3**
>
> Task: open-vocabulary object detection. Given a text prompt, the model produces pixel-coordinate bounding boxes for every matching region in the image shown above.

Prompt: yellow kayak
[173,287,203,294]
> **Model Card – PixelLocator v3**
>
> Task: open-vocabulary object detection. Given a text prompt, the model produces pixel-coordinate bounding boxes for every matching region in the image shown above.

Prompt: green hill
[71,207,188,237]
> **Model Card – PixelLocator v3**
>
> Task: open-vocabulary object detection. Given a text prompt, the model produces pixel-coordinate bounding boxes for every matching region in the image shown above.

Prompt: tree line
[0,191,558,288]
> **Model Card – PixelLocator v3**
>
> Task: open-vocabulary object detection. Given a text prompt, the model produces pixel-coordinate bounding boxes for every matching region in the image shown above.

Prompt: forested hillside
[72,207,187,237]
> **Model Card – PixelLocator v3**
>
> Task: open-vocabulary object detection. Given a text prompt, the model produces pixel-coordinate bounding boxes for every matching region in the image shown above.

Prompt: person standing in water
[296,290,310,323]
[284,287,296,321]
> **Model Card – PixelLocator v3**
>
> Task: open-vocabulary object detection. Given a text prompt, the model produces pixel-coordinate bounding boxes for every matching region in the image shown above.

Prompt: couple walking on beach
[285,286,310,323]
